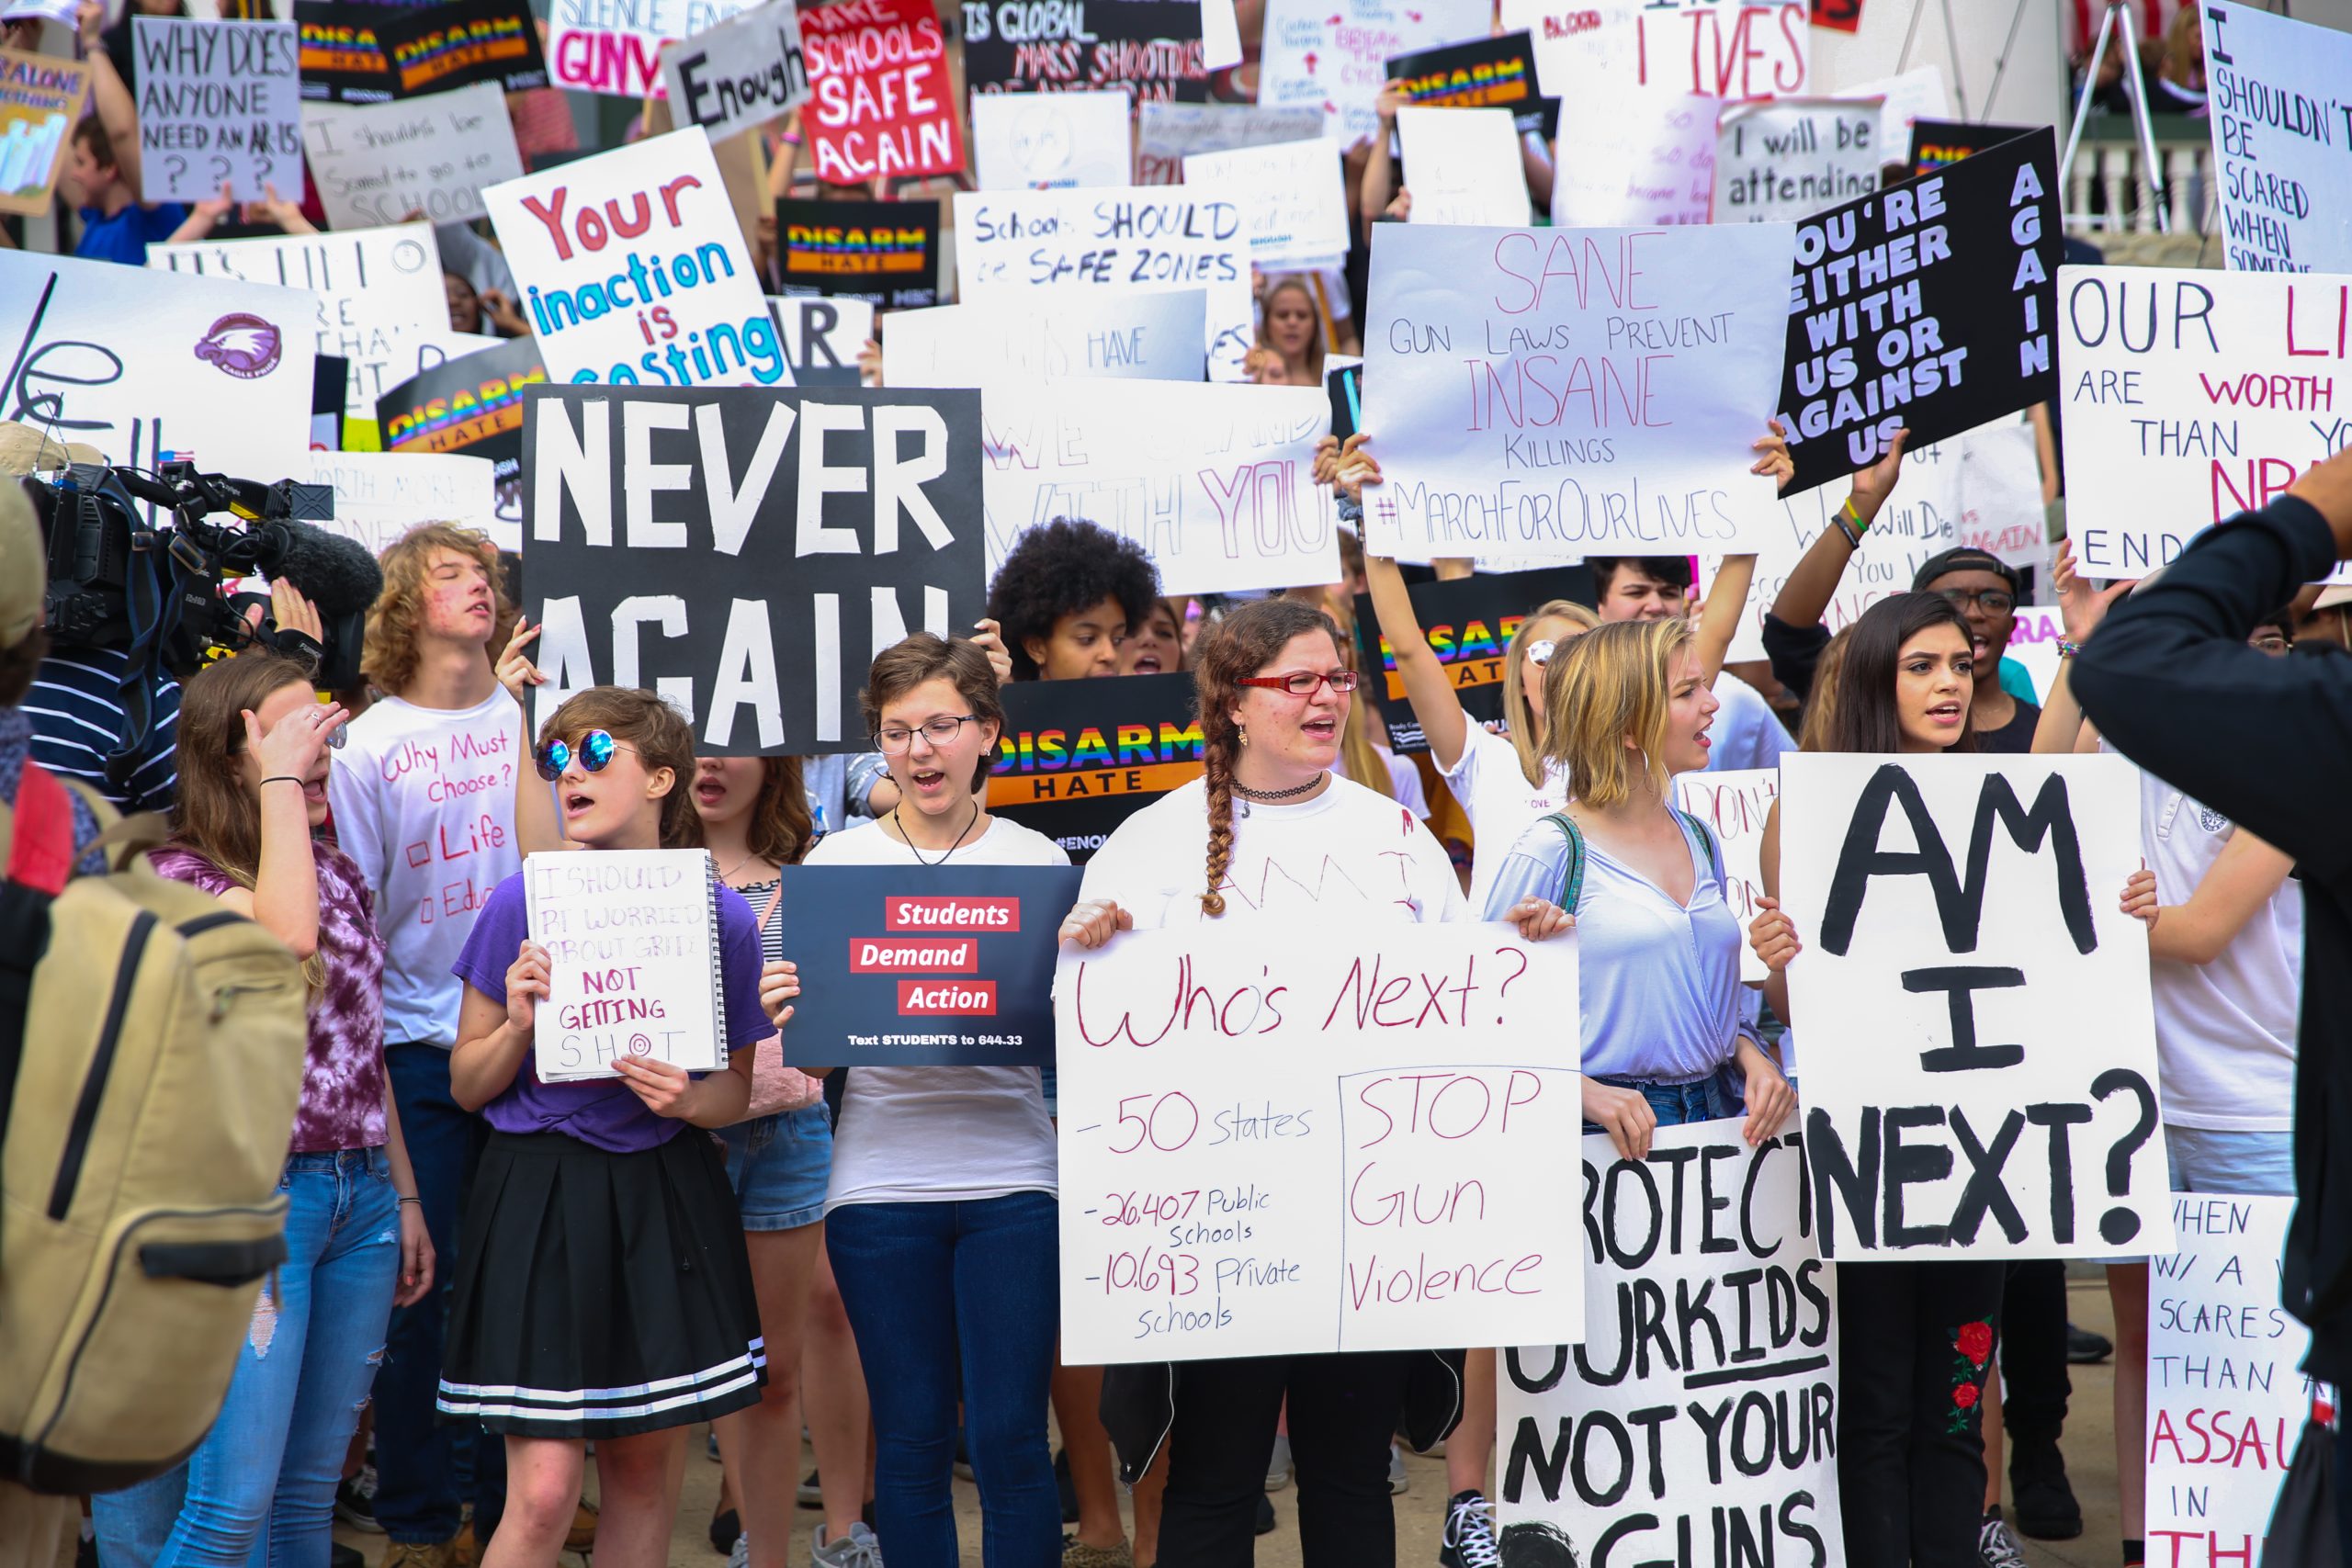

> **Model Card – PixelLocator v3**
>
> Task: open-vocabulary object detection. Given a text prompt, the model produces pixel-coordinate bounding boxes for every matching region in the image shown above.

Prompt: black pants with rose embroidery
[1836,1258,2007,1567]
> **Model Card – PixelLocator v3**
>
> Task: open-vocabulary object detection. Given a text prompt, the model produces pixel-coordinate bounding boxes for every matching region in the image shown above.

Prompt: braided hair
[1189,598,1346,918]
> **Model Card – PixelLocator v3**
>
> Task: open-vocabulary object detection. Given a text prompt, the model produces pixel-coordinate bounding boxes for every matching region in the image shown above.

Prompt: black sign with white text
[960,0,1208,101]
[1351,566,1594,754]
[1905,119,2037,178]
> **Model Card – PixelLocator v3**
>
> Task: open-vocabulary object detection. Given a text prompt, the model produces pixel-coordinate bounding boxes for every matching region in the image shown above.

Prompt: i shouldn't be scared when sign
[1498,1121,1844,1568]
[520,383,985,756]
[1055,917,1582,1363]
[1776,753,2174,1260]
[2203,1,2352,276]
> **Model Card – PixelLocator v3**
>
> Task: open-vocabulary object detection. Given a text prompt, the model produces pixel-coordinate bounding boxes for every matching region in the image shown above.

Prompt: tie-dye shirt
[149,842,389,1153]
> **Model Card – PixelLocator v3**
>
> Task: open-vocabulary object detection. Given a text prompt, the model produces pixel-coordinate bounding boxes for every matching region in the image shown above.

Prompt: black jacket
[2071,493,2352,1382]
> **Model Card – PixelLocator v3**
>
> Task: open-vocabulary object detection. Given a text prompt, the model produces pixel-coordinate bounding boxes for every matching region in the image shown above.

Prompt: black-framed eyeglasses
[1938,587,2017,615]
[1236,670,1362,696]
[535,728,634,781]
[874,715,982,754]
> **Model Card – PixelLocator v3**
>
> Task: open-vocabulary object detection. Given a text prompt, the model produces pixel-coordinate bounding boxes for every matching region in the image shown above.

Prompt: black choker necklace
[1232,772,1327,802]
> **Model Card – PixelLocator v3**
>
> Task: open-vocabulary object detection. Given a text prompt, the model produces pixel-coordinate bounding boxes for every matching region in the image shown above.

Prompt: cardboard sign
[520,384,986,755]
[1397,107,1532,229]
[1774,127,2062,497]
[1777,752,2173,1259]
[886,290,1207,386]
[1551,85,1715,226]
[378,333,548,534]
[1953,420,2044,570]
[1361,220,1798,562]
[547,0,761,96]
[1180,138,1347,269]
[799,0,962,185]
[982,378,1339,595]
[2145,1193,2315,1568]
[954,186,1253,381]
[375,0,548,96]
[134,17,305,203]
[302,81,526,231]
[658,0,810,146]
[1676,770,1778,984]
[2205,1,2352,276]
[1506,0,1808,103]
[307,448,509,554]
[988,672,1204,862]
[0,250,317,479]
[526,849,729,1081]
[972,91,1134,190]
[295,0,395,103]
[769,294,875,386]
[1387,31,1555,139]
[1497,1122,1844,1566]
[1257,0,1487,147]
[2056,266,2352,578]
[1713,96,1882,224]
[962,0,1209,103]
[1906,118,2035,178]
[1055,918,1583,1361]
[1134,100,1324,185]
[768,864,1083,1064]
[1350,564,1594,753]
[778,196,941,309]
[484,128,781,389]
[0,47,88,217]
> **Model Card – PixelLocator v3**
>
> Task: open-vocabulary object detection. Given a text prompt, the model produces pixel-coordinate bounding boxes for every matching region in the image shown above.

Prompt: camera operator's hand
[496,615,548,707]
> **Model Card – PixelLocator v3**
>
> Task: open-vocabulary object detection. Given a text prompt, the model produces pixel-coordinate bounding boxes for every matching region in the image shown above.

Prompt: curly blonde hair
[360,523,514,695]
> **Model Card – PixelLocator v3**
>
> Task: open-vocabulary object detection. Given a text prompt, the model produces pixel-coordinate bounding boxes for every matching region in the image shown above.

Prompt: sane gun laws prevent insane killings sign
[799,0,963,185]
[2055,265,2352,578]
[1054,918,1582,1362]
[768,865,1084,1065]
[1351,564,1596,754]
[1777,753,2174,1260]
[1361,221,1797,563]
[658,0,809,148]
[1498,1122,1844,1568]
[520,384,985,755]
[988,671,1205,862]
[2202,2,2352,276]
[1775,127,2062,497]
[134,17,305,204]
[960,0,1209,103]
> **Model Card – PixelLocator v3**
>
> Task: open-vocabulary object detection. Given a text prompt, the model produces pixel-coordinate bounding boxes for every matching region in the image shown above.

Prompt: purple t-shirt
[453,869,770,1154]
[149,843,388,1154]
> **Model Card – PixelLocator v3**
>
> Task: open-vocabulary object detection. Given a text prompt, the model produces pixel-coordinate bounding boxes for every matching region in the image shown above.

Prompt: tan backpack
[0,763,308,1494]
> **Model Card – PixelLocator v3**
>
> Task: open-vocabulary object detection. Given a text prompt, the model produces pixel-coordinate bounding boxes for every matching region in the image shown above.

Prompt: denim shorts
[719,1104,834,1231]
[1582,1072,1727,1134]
[2166,1124,2295,1197]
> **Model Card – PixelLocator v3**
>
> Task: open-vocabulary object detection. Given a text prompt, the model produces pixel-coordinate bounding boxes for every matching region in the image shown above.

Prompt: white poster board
[1833,64,1952,144]
[1257,0,1487,146]
[1505,0,1808,102]
[307,449,508,554]
[1396,107,1532,229]
[2205,2,2352,275]
[2057,265,2352,578]
[888,290,1206,387]
[548,0,761,96]
[1054,918,1583,1362]
[769,294,874,380]
[1136,100,1326,185]
[657,0,810,146]
[1552,86,1716,227]
[484,128,780,389]
[1676,769,1779,985]
[1954,420,2045,570]
[1777,752,2173,1259]
[1712,96,1882,224]
[132,17,303,203]
[2006,605,2064,706]
[1361,220,1797,561]
[1181,138,1348,269]
[1498,1120,1844,1566]
[971,90,1133,189]
[983,378,1337,595]
[524,849,728,1080]
[302,83,526,231]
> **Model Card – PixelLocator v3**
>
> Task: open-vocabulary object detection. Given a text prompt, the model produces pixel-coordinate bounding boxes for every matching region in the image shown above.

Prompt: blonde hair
[1500,599,1599,787]
[1796,627,1852,753]
[361,523,514,695]
[1541,617,1693,808]
[1257,277,1328,382]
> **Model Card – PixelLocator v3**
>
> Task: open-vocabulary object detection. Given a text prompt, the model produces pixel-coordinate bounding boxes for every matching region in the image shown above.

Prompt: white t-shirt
[808,815,1064,1207]
[1080,773,1464,930]
[330,691,523,1049]
[1702,671,1793,773]
[1382,751,1430,820]
[1440,726,1568,917]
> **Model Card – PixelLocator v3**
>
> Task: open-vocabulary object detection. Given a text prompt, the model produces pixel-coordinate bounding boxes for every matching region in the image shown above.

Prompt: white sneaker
[1978,1514,2029,1568]
[727,1534,751,1568]
[1265,1433,1293,1491]
[1388,1441,1409,1495]
[813,1520,886,1568]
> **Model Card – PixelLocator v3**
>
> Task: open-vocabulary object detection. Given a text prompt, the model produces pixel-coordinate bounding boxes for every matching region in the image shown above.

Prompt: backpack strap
[1673,808,1724,883]
[1537,809,1585,912]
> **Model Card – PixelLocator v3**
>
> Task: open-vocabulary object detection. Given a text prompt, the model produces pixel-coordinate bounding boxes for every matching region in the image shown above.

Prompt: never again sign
[521,384,985,755]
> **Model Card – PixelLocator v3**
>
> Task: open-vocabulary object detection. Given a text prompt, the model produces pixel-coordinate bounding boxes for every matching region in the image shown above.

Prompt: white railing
[2064,124,2214,237]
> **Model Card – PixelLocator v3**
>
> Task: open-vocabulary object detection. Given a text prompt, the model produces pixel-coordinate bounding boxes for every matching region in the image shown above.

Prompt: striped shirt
[23,649,181,816]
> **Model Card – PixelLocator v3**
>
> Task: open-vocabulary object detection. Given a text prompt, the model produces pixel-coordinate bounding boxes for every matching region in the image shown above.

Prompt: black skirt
[437,1128,765,1438]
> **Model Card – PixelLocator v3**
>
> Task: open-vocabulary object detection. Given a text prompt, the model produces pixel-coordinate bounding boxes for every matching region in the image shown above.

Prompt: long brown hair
[1257,276,1328,382]
[537,687,705,850]
[1190,598,1346,918]
[1821,593,1978,756]
[744,757,815,866]
[361,523,515,695]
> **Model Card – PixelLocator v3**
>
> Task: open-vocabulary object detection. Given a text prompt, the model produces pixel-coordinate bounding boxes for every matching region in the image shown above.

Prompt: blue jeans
[1585,1073,1724,1133]
[94,1148,400,1568]
[826,1192,1060,1568]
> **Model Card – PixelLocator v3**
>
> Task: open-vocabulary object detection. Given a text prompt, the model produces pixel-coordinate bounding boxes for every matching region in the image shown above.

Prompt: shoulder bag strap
[1538,809,1585,912]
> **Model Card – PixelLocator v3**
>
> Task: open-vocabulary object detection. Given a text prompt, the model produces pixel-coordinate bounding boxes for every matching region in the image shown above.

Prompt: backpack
[0,762,309,1494]
[1537,807,1723,911]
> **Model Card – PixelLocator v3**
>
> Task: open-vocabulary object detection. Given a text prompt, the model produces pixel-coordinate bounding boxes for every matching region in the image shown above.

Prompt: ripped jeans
[93,1148,401,1568]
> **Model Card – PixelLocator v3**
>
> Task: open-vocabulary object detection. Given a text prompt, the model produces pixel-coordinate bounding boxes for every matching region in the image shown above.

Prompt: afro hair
[986,517,1162,681]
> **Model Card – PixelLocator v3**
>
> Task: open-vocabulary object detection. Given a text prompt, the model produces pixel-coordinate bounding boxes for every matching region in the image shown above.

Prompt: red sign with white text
[898,978,999,1015]
[799,0,964,184]
[851,935,980,973]
[885,895,1021,931]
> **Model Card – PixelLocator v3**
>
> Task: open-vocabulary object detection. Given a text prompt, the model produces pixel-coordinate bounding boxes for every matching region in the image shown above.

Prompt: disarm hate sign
[1777,753,2174,1260]
[521,385,985,756]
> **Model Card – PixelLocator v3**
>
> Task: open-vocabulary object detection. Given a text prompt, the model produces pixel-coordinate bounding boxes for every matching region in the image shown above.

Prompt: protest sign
[547,0,759,96]
[2005,605,2063,706]
[779,196,941,309]
[954,186,1252,380]
[375,0,548,96]
[1775,127,2062,496]
[302,81,526,230]
[307,448,509,554]
[972,91,1134,189]
[1387,31,1554,139]
[1842,63,1953,144]
[1713,96,1881,224]
[1257,0,1486,146]
[295,1,394,103]
[2145,1193,2314,1568]
[521,384,985,754]
[983,378,1338,595]
[768,865,1082,1064]
[1350,564,1594,753]
[799,0,962,185]
[1777,751,2173,1258]
[134,17,304,203]
[1953,420,2043,570]
[379,333,548,534]
[887,290,1206,386]
[1134,100,1323,184]
[1507,0,1808,103]
[1551,86,1715,226]
[657,0,808,146]
[1361,220,1797,562]
[989,672,1204,861]
[1676,771,1778,983]
[1497,1121,1843,1567]
[770,294,874,386]
[0,47,86,217]
[1329,361,1360,441]
[1180,139,1347,269]
[1056,917,1582,1361]
[1396,107,1532,229]
[525,849,729,1081]
[1907,118,2034,178]
[2204,1,2352,276]
[962,0,1208,102]
[0,251,316,479]
[2056,266,2352,578]
[484,129,781,389]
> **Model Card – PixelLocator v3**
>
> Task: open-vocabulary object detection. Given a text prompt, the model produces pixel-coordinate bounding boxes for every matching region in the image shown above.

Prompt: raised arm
[1770,429,1909,632]
[494,616,568,856]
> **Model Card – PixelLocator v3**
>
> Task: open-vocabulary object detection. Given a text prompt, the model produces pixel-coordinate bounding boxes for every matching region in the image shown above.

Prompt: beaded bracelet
[2055,638,2084,658]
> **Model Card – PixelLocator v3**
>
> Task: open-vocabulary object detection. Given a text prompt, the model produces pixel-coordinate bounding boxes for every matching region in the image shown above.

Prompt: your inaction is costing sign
[522,384,984,755]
